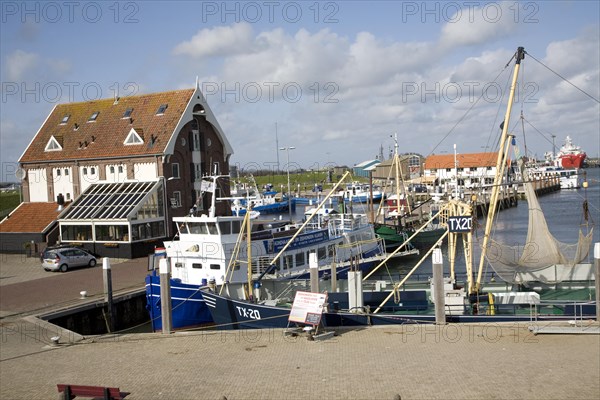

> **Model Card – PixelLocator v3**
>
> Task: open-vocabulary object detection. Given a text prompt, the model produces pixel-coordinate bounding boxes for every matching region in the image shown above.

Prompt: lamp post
[279,146,295,221]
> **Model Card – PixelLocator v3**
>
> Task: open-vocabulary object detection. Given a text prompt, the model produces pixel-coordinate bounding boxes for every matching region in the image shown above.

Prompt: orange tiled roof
[19,89,195,163]
[424,152,498,169]
[0,202,63,233]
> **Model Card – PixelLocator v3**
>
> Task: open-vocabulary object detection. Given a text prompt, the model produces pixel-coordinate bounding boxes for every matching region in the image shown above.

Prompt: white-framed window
[45,136,63,152]
[88,111,99,122]
[171,191,181,208]
[124,128,144,145]
[172,163,180,179]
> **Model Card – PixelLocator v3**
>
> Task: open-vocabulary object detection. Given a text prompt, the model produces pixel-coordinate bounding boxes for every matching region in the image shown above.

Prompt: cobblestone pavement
[1,253,599,399]
[0,254,147,318]
[0,320,599,400]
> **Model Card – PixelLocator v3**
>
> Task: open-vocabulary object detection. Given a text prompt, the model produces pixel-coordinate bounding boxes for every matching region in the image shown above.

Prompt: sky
[1,1,599,180]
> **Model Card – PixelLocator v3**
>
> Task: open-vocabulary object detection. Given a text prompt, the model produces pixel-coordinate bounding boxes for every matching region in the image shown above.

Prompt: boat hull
[145,274,212,331]
[201,288,597,330]
[558,154,586,169]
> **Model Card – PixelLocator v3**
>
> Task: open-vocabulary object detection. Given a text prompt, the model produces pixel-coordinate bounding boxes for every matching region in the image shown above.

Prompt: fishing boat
[198,47,598,330]
[374,135,446,250]
[338,182,385,203]
[145,172,391,330]
[230,178,295,216]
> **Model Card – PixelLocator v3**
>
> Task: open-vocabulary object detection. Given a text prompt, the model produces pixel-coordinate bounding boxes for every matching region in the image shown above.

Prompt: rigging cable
[524,51,600,103]
[427,65,511,157]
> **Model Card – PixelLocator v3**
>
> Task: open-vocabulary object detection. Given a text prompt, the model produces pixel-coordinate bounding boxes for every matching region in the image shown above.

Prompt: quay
[1,254,599,400]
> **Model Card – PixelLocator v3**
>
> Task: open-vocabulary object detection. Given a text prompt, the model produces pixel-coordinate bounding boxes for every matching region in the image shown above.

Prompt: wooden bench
[57,384,129,400]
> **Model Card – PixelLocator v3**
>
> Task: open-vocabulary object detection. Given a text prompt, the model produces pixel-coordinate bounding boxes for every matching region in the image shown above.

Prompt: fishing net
[485,174,593,284]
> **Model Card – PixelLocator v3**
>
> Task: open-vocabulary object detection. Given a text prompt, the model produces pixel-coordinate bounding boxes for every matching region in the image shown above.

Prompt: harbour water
[292,168,600,281]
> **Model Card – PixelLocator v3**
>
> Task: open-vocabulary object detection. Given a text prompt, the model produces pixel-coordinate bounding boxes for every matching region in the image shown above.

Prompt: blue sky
[1,1,599,179]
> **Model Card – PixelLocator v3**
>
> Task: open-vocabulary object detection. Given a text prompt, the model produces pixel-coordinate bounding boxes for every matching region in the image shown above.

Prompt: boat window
[328,244,336,258]
[188,223,208,234]
[231,220,241,234]
[207,223,218,234]
[295,252,305,267]
[175,263,183,268]
[318,247,327,260]
[192,263,202,269]
[210,264,220,270]
[284,255,293,270]
[219,221,231,235]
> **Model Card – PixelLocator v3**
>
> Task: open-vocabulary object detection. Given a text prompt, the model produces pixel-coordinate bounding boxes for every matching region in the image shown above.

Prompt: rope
[525,51,600,103]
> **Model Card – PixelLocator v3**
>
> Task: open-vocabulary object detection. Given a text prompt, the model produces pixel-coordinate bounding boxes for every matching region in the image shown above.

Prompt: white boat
[165,174,386,286]
[338,182,385,203]
[528,165,582,189]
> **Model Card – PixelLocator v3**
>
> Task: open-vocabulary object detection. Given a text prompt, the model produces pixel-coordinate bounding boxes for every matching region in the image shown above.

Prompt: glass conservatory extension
[58,180,166,244]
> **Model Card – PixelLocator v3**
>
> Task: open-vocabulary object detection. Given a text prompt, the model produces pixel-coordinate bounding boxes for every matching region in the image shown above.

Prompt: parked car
[41,246,97,272]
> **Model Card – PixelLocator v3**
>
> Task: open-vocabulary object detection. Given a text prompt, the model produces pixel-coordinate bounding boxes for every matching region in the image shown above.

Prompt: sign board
[447,216,472,233]
[289,291,328,326]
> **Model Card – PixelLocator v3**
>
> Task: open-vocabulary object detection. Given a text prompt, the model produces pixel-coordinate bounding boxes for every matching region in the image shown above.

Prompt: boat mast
[246,203,253,300]
[474,46,525,293]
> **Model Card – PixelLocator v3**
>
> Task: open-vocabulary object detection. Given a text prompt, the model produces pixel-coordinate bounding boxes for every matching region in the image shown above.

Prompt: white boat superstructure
[528,165,582,189]
[165,175,384,286]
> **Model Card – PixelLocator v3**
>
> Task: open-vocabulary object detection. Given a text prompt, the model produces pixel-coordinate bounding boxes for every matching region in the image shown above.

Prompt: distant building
[423,152,499,188]
[372,154,423,182]
[0,85,233,257]
[353,159,381,178]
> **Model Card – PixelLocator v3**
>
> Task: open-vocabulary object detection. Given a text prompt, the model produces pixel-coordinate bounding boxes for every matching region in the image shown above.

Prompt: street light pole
[280,146,295,221]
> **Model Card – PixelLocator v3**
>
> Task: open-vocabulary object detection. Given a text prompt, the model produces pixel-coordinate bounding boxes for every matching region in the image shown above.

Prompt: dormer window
[45,136,63,152]
[156,104,168,115]
[124,128,144,145]
[60,114,70,124]
[88,111,99,122]
[123,108,133,118]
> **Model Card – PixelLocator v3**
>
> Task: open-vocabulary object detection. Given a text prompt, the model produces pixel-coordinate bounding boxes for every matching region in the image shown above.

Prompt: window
[156,104,168,115]
[210,264,220,270]
[193,132,200,150]
[60,114,70,124]
[172,191,181,208]
[124,128,144,145]
[219,221,231,235]
[56,169,61,176]
[122,108,133,118]
[110,166,115,174]
[295,252,305,267]
[88,111,99,122]
[192,263,202,269]
[64,169,69,176]
[195,164,201,180]
[83,168,88,175]
[118,165,123,174]
[172,163,180,179]
[45,136,63,152]
[446,168,451,172]
[90,167,95,175]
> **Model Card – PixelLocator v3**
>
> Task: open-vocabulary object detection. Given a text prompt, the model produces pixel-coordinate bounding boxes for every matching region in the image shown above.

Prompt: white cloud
[439,1,518,47]
[173,23,257,58]
[171,21,598,166]
[5,50,38,81]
